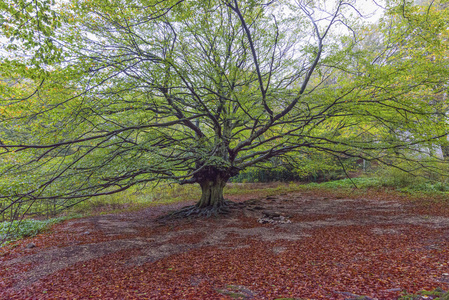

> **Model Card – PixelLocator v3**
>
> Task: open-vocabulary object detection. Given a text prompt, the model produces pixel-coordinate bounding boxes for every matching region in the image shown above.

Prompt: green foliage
[0,215,78,245]
[232,153,359,183]
[376,163,449,193]
[66,183,201,215]
[231,167,304,183]
[231,166,347,183]
[398,288,449,300]
[0,0,63,76]
[377,167,426,189]
[305,164,449,193]
[307,177,381,189]
[1,0,449,215]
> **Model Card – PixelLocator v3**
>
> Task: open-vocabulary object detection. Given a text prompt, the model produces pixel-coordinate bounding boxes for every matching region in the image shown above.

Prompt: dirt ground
[1,186,449,299]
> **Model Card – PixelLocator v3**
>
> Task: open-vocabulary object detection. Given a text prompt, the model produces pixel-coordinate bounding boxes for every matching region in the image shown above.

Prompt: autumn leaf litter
[1,188,449,299]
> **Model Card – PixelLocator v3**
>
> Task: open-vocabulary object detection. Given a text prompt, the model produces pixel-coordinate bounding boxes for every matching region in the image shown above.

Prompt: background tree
[1,0,448,217]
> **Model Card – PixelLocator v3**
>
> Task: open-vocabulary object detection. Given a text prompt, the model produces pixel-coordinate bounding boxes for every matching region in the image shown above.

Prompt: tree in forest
[0,0,448,217]
[376,0,449,160]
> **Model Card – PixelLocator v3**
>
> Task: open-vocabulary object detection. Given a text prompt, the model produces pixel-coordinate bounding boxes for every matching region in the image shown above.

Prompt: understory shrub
[376,164,449,192]
[0,216,77,246]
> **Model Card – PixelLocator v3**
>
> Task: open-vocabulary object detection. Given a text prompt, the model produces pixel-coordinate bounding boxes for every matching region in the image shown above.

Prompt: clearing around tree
[1,185,449,299]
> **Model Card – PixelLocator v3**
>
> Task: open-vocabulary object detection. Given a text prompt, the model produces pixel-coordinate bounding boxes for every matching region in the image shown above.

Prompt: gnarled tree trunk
[197,175,227,208]
[165,166,238,218]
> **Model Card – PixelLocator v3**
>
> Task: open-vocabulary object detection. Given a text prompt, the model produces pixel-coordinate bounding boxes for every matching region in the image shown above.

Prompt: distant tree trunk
[442,144,449,160]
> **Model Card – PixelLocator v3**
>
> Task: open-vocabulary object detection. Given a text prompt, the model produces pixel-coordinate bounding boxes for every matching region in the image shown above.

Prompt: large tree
[1,0,448,217]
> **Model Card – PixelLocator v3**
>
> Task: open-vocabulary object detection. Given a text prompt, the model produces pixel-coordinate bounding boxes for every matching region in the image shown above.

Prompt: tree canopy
[1,0,449,217]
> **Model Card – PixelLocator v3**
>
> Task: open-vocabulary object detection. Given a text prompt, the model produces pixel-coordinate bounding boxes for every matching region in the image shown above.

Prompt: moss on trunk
[197,176,227,208]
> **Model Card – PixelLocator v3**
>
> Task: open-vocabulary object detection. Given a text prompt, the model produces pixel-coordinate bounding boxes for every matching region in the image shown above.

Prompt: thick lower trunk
[197,177,227,208]
[161,168,238,219]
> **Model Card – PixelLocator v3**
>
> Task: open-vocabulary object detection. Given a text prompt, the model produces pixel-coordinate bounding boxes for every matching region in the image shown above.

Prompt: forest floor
[1,184,449,299]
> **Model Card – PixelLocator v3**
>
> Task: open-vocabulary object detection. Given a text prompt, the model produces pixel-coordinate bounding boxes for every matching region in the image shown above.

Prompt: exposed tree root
[159,201,236,221]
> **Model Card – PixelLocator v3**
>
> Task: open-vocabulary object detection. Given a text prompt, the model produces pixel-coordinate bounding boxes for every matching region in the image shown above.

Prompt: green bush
[230,167,305,183]
[304,166,449,194]
[377,167,425,188]
[230,164,352,183]
[376,165,449,193]
[0,215,77,246]
[398,287,449,300]
[307,177,381,189]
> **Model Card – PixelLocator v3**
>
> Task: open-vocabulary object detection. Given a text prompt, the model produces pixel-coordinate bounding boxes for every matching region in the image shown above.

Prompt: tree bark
[197,175,227,209]
[163,166,239,218]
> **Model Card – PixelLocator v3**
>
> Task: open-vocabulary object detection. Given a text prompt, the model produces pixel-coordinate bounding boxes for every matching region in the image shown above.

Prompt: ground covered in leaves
[1,184,449,299]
